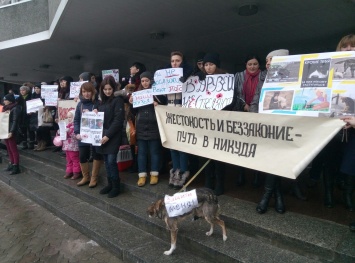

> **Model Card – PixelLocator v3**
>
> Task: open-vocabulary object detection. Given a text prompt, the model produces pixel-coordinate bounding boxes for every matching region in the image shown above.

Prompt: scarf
[3,102,17,112]
[243,69,261,105]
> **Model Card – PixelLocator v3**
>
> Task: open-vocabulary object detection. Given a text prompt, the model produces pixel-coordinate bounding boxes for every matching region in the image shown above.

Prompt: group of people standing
[2,33,355,231]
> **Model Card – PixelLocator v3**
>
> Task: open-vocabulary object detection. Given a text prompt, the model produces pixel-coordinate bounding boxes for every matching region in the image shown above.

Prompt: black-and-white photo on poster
[301,59,331,88]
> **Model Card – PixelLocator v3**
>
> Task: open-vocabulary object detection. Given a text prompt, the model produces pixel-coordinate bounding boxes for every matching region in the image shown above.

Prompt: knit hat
[140,71,153,81]
[266,49,289,59]
[79,72,91,81]
[3,93,15,103]
[34,82,42,88]
[196,52,206,63]
[203,53,220,68]
[59,76,74,83]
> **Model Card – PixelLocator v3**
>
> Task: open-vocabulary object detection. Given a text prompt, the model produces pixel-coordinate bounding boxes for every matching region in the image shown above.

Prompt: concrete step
[1,148,354,262]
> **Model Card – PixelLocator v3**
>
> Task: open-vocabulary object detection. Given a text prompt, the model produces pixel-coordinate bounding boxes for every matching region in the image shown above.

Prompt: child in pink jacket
[63,110,81,179]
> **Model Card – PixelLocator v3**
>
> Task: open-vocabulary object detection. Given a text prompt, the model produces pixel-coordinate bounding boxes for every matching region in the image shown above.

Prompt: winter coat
[7,104,22,134]
[223,70,266,113]
[96,96,125,155]
[74,98,99,147]
[17,93,32,127]
[131,94,167,141]
[62,122,79,151]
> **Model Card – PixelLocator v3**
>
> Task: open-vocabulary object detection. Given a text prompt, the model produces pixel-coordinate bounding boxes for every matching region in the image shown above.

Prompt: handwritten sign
[70,81,87,98]
[164,189,198,217]
[102,69,119,83]
[152,68,183,95]
[41,85,57,99]
[132,89,153,108]
[58,100,78,121]
[182,74,234,110]
[26,98,43,113]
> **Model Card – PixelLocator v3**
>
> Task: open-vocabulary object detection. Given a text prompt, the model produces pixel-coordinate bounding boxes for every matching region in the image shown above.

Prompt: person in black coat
[129,71,167,187]
[17,85,35,149]
[95,76,125,198]
[2,93,22,174]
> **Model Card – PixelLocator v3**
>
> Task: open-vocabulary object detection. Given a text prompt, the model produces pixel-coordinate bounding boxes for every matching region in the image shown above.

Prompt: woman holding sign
[95,76,125,198]
[2,93,21,174]
[167,51,193,189]
[129,71,167,187]
[74,82,103,188]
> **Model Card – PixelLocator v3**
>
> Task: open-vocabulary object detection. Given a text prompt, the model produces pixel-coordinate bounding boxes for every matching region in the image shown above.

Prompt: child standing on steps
[63,110,81,179]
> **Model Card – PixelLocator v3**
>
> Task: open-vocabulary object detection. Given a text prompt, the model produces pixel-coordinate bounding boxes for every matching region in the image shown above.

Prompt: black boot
[290,180,307,201]
[256,174,276,214]
[204,161,214,190]
[323,169,335,208]
[274,177,285,214]
[215,174,225,196]
[252,171,262,188]
[10,164,20,175]
[235,166,245,186]
[108,178,120,198]
[21,141,28,150]
[4,163,12,171]
[99,177,112,194]
[344,174,354,212]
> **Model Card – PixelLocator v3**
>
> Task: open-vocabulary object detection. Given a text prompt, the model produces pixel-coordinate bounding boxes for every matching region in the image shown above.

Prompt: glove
[196,71,206,81]
[179,76,186,83]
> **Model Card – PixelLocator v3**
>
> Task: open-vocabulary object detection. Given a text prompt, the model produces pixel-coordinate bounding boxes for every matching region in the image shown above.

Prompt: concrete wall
[0,0,49,42]
[48,0,61,26]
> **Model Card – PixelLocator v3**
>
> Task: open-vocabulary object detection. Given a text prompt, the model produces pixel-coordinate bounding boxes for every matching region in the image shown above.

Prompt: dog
[147,188,227,255]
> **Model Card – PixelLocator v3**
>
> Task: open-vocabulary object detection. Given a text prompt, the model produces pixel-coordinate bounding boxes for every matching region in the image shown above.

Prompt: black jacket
[97,97,125,154]
[8,104,22,134]
[131,94,167,141]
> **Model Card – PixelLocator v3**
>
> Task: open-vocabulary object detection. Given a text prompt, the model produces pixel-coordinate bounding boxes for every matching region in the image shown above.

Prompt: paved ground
[0,180,122,263]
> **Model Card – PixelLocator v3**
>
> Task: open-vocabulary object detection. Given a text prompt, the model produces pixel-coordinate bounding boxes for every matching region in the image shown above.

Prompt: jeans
[103,154,119,180]
[137,139,161,173]
[170,149,188,172]
[5,136,19,164]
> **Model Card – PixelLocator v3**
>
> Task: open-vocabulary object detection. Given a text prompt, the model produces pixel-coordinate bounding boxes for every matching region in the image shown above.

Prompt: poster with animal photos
[259,51,355,117]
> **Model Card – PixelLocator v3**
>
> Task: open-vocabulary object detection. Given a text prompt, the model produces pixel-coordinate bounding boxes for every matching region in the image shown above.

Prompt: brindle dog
[147,188,227,255]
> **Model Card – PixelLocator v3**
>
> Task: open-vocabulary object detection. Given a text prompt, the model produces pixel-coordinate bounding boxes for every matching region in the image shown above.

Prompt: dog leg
[206,223,214,237]
[164,230,177,255]
[215,217,228,241]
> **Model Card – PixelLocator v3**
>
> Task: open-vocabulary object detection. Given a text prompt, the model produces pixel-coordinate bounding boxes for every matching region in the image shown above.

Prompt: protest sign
[132,89,153,108]
[58,100,78,121]
[259,51,355,117]
[26,98,43,113]
[164,189,199,217]
[70,81,87,98]
[182,74,234,110]
[0,112,9,139]
[41,85,58,99]
[154,106,343,179]
[80,112,104,146]
[102,69,119,83]
[152,68,183,95]
[58,121,67,140]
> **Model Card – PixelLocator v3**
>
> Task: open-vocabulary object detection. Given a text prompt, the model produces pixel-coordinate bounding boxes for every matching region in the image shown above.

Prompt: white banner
[182,74,234,110]
[70,81,87,98]
[80,112,104,146]
[132,89,153,108]
[26,98,43,113]
[0,112,9,139]
[152,68,183,95]
[164,189,199,217]
[155,106,343,179]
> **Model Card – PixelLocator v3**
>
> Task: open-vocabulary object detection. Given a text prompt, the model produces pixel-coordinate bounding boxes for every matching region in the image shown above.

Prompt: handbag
[126,120,136,145]
[42,108,53,123]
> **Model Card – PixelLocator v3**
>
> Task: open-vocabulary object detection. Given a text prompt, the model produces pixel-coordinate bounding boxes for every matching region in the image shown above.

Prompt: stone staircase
[0,148,354,263]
